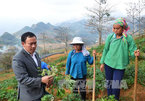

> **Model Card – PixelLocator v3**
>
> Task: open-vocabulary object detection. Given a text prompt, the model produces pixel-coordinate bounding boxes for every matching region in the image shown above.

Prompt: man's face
[22,36,37,55]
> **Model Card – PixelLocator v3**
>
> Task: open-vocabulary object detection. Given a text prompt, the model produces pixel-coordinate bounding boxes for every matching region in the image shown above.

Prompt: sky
[0,0,144,35]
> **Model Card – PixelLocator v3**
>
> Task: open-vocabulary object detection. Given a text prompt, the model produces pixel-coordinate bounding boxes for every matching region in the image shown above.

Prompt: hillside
[0,34,145,101]
[13,19,100,45]
[59,19,98,44]
[14,22,56,38]
[0,32,19,45]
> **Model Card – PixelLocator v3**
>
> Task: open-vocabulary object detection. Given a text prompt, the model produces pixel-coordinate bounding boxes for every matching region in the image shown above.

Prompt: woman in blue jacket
[65,37,95,101]
[41,61,51,70]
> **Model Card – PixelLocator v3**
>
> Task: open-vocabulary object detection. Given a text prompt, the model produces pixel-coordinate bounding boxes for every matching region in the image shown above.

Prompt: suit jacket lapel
[22,49,38,68]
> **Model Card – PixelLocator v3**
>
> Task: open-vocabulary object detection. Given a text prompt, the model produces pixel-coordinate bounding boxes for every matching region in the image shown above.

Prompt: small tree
[41,32,47,55]
[54,27,71,54]
[0,51,16,72]
[38,32,50,63]
[136,0,145,35]
[126,0,145,35]
[141,17,145,32]
[86,0,113,45]
[126,2,138,35]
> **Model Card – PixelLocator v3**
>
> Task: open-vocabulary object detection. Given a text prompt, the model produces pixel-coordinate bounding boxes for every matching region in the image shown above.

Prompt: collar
[73,50,82,53]
[23,48,36,57]
[113,33,123,39]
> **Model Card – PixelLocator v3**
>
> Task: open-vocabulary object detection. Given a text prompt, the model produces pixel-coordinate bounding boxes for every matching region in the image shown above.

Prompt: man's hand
[134,49,140,57]
[46,76,53,88]
[100,64,104,72]
[41,75,53,86]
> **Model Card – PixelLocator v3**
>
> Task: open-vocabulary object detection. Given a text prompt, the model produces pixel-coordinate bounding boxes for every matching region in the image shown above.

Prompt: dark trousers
[71,76,86,101]
[104,64,125,101]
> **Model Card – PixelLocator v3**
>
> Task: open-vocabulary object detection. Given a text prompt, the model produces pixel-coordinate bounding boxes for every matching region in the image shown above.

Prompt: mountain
[57,19,98,44]
[0,32,19,45]
[14,19,109,45]
[14,22,57,38]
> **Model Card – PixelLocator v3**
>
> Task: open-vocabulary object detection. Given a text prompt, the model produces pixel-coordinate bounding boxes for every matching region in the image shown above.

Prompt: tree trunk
[99,30,102,45]
[65,41,68,54]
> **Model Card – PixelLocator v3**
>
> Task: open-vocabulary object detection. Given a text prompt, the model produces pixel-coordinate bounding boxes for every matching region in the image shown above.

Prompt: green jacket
[100,33,137,69]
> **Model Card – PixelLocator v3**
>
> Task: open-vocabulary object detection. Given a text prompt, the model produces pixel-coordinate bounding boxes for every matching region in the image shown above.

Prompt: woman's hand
[93,50,96,55]
[100,64,104,72]
[134,49,140,57]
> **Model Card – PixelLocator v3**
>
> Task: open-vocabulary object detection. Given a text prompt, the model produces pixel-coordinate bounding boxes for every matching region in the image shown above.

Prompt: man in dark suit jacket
[12,32,53,101]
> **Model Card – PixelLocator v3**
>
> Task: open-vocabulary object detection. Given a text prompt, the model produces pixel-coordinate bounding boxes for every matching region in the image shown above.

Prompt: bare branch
[86,0,114,45]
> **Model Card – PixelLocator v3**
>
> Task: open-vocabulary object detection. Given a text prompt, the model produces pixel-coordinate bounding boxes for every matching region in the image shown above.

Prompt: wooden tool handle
[92,50,96,101]
[134,56,138,101]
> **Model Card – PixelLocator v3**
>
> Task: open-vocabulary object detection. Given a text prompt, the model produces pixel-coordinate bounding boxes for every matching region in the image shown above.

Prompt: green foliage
[0,35,145,100]
[41,66,58,76]
[57,62,66,68]
[0,77,17,89]
[40,63,75,100]
[124,60,145,88]
[123,64,135,88]
[137,60,145,86]
[0,77,18,101]
[0,72,13,77]
[89,44,104,55]
[97,95,117,101]
[95,44,105,53]
[61,76,76,90]
[62,93,82,101]
[125,36,145,87]
[41,94,54,101]
[49,56,67,66]
[95,68,105,92]
[0,51,16,71]
[47,75,75,100]
[56,88,65,98]
[49,62,56,66]
[54,56,67,64]
[87,67,94,78]
[87,67,105,94]
[40,66,66,99]
[135,36,145,52]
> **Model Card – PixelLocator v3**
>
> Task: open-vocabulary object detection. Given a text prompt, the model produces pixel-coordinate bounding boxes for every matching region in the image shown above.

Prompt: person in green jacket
[100,18,140,100]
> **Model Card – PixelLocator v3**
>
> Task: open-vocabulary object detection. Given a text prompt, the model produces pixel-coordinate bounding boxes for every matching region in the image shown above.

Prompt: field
[0,35,145,101]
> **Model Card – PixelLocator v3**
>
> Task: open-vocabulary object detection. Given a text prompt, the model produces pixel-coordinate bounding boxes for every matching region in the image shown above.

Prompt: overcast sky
[0,0,144,35]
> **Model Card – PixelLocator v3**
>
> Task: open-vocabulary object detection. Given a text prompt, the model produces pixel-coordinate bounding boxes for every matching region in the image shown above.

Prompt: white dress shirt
[24,48,38,67]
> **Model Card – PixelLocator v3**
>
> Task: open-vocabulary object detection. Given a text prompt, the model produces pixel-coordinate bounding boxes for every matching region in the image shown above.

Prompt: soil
[120,83,145,101]
[0,69,15,81]
[42,53,66,63]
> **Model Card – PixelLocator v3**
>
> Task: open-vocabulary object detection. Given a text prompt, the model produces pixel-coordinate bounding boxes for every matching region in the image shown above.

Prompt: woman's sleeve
[100,35,111,64]
[41,61,48,70]
[65,52,72,75]
[86,55,94,65]
[128,36,137,58]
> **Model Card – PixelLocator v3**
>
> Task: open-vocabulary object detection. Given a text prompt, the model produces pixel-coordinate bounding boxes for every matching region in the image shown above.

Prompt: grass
[0,72,13,77]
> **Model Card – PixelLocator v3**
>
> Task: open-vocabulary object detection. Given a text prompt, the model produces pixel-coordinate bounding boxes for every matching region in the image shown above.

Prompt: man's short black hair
[21,32,37,42]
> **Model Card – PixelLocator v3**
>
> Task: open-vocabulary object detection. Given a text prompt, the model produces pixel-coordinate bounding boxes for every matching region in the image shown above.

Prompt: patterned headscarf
[114,17,130,42]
